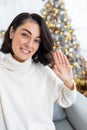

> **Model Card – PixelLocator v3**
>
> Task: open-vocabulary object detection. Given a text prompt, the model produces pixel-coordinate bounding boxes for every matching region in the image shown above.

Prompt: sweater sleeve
[0,98,6,130]
[44,66,77,108]
[52,76,77,108]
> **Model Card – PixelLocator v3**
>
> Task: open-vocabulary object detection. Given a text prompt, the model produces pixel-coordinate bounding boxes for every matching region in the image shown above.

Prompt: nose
[25,39,33,48]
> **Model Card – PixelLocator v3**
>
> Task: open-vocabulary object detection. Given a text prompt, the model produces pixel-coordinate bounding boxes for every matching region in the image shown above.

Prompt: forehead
[20,20,40,34]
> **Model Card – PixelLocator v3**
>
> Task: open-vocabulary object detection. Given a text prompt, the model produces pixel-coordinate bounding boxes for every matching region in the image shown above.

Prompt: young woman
[0,12,77,130]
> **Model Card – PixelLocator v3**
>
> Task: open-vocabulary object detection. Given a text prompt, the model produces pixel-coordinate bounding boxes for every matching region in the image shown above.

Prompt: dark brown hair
[0,12,54,65]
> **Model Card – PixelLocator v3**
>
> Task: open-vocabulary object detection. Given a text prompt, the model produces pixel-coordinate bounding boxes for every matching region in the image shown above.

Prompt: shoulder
[0,60,4,71]
[0,52,5,59]
[33,61,57,80]
[0,64,5,74]
[0,52,5,69]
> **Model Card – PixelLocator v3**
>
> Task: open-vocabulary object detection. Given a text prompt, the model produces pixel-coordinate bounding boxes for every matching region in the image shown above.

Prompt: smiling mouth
[20,47,32,54]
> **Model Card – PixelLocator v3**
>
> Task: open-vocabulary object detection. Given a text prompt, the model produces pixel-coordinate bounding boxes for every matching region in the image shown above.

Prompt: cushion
[54,119,74,130]
[53,102,66,121]
[65,92,87,130]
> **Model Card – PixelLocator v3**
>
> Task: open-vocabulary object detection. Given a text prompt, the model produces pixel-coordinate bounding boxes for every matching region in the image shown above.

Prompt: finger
[64,55,71,66]
[53,52,60,67]
[60,51,66,64]
[56,51,65,64]
[53,64,61,76]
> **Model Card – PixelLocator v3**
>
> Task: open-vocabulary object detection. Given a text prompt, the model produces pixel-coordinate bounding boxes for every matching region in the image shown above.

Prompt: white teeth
[21,48,30,54]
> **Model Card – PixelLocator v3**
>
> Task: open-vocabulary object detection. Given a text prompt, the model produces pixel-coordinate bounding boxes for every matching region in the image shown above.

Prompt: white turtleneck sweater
[0,54,77,130]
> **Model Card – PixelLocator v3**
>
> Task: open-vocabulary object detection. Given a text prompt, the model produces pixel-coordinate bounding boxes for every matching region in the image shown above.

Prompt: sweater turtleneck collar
[0,53,32,72]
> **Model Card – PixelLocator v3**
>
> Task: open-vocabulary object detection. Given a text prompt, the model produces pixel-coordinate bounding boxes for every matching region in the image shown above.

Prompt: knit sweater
[0,54,77,130]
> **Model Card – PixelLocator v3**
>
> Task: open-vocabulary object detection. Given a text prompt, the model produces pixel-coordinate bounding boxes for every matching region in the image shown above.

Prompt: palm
[53,51,73,82]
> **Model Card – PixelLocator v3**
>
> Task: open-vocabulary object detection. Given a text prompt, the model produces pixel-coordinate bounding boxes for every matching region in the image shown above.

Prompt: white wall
[0,0,87,59]
[0,0,45,30]
[64,0,87,59]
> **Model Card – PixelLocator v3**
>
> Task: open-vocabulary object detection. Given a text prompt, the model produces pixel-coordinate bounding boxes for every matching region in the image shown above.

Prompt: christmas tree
[41,0,82,77]
[0,30,5,47]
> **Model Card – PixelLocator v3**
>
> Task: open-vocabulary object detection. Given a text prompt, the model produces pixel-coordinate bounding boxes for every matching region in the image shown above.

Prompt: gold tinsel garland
[74,58,87,97]
[0,30,5,39]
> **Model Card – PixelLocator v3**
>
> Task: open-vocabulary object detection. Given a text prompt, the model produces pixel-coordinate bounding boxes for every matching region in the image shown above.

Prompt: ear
[9,26,14,39]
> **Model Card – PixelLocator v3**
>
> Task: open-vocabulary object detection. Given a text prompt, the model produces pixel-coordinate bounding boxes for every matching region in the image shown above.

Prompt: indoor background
[0,0,87,60]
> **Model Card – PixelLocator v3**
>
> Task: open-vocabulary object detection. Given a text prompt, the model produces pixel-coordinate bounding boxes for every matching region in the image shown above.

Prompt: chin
[20,57,31,62]
[15,57,28,62]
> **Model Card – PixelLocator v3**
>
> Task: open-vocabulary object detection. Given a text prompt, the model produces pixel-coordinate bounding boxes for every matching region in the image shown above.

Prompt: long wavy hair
[0,12,54,66]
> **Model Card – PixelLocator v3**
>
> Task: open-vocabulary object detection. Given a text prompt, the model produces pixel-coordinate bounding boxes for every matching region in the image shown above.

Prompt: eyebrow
[22,29,41,39]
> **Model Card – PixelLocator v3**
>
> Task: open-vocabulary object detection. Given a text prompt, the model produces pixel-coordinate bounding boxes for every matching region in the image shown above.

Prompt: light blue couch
[53,91,87,130]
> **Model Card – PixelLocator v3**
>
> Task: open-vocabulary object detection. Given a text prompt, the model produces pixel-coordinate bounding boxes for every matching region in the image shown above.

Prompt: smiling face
[10,20,41,62]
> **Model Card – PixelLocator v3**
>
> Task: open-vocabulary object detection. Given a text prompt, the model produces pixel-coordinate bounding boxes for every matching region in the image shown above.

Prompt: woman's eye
[22,33,28,38]
[35,40,41,44]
